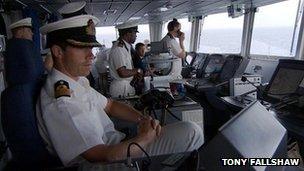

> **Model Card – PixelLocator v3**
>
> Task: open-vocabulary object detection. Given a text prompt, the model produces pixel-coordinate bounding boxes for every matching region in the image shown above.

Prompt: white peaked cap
[40,15,99,35]
[115,20,139,30]
[9,18,32,30]
[40,15,101,48]
[58,1,86,15]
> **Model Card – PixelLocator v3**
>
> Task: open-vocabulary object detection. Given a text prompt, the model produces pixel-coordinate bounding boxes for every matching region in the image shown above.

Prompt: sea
[96,26,297,57]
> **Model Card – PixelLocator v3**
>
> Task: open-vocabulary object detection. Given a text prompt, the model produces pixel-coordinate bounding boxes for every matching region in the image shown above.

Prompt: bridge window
[135,24,150,46]
[250,0,301,57]
[162,18,191,51]
[198,13,244,54]
[96,26,117,48]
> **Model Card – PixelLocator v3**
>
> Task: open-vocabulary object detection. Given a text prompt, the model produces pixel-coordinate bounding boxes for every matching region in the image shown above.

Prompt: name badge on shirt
[54,80,71,99]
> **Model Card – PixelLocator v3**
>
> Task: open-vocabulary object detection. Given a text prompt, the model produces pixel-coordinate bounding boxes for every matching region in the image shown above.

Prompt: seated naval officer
[36,15,204,166]
[4,17,44,86]
[59,1,98,88]
[108,21,143,98]
[39,1,88,75]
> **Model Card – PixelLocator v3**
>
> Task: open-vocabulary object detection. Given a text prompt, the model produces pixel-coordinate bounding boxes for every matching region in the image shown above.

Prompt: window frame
[248,0,302,60]
[198,12,244,54]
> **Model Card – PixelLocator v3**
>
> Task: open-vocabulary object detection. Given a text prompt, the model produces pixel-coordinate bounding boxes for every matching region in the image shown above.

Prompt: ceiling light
[103,9,117,15]
[129,17,141,20]
[115,22,123,25]
[159,7,168,12]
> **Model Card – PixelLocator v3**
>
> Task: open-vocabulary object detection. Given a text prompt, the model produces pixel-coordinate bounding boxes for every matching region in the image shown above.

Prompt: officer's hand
[138,117,157,142]
[151,119,161,137]
[178,32,185,41]
[138,68,144,75]
[134,68,143,79]
[135,73,143,81]
[139,116,153,126]
[150,118,159,127]
[147,117,162,137]
[137,115,149,123]
[134,68,143,75]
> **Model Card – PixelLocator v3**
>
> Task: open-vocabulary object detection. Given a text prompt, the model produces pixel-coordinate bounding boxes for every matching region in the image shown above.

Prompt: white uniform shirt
[108,40,135,97]
[36,69,125,166]
[161,34,183,79]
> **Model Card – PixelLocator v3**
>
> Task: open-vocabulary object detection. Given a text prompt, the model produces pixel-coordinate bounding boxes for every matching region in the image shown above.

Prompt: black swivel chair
[1,41,62,170]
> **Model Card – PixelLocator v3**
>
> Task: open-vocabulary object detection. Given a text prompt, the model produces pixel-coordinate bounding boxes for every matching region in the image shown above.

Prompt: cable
[126,142,151,170]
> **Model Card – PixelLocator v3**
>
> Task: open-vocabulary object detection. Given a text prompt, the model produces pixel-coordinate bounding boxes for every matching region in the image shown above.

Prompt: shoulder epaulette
[117,39,124,47]
[54,80,71,99]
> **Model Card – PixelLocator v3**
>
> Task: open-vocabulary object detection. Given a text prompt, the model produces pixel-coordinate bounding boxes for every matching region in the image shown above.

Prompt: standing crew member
[161,18,187,79]
[108,21,143,98]
[5,18,44,86]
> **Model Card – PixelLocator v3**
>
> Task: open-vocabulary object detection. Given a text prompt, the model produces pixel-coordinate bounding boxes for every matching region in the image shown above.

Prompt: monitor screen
[218,55,243,82]
[191,54,206,70]
[268,67,304,98]
[204,57,225,74]
[196,54,225,78]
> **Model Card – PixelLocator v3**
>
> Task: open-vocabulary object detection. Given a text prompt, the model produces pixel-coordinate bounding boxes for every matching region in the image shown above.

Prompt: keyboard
[186,79,215,90]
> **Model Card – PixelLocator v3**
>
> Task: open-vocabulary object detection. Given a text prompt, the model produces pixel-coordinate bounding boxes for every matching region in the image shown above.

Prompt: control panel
[230,75,262,98]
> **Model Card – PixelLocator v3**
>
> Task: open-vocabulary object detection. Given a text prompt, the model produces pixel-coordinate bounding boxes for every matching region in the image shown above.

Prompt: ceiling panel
[4,0,288,26]
[146,1,191,22]
[115,1,148,23]
[103,2,129,26]
[85,3,110,15]
[131,1,167,18]
[159,0,225,22]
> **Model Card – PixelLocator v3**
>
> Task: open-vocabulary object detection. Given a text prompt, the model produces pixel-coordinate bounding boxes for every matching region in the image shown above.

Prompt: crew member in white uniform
[40,1,88,74]
[108,21,143,98]
[37,15,204,167]
[161,18,187,79]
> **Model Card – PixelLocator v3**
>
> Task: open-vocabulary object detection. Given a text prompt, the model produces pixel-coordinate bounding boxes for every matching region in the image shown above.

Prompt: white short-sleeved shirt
[161,34,183,78]
[108,40,135,97]
[36,69,125,166]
